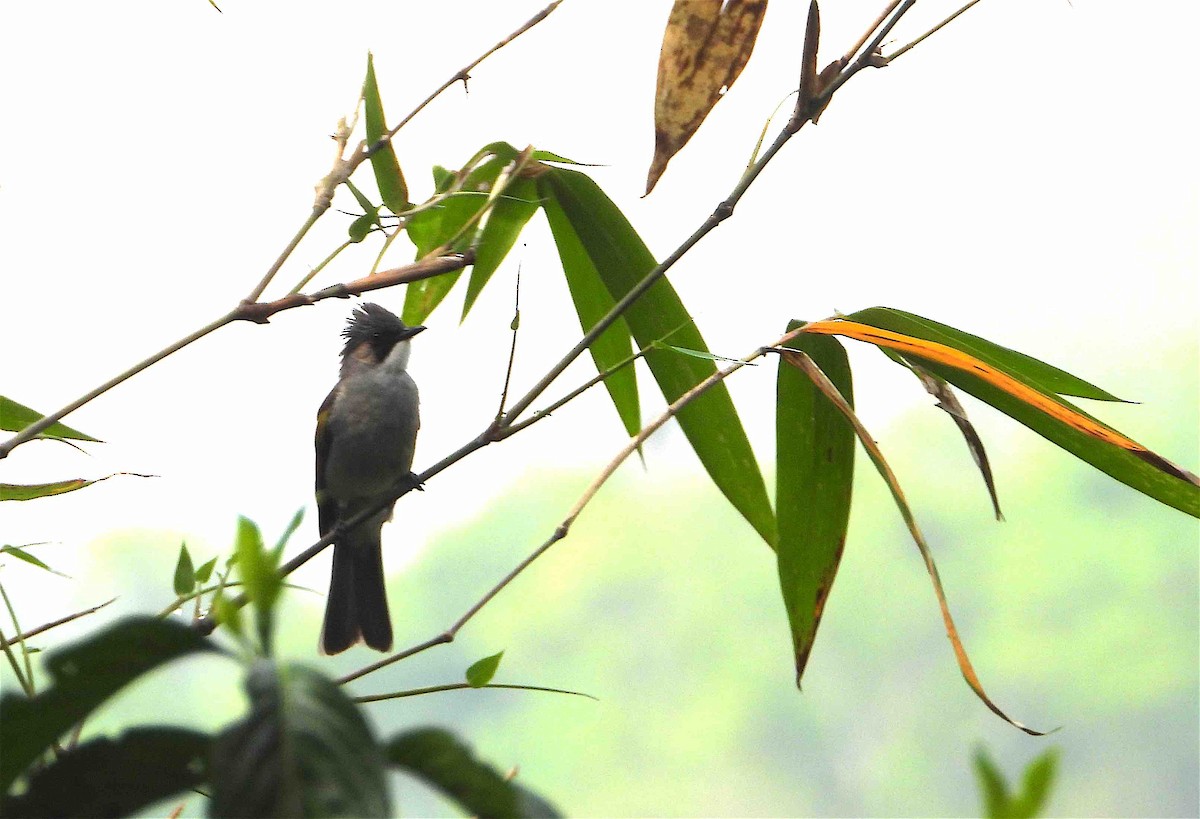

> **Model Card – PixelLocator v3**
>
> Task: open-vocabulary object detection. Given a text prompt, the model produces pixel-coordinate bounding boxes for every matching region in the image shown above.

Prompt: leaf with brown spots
[646,0,768,194]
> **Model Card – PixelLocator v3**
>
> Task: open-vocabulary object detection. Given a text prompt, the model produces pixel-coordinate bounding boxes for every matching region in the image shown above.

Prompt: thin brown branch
[5,597,117,644]
[354,681,596,703]
[887,0,987,62]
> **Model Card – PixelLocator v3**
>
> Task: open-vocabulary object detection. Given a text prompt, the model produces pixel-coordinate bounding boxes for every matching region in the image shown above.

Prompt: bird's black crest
[341,303,410,355]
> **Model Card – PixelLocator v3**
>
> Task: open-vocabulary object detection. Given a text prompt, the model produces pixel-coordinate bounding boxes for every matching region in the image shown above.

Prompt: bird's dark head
[341,303,425,362]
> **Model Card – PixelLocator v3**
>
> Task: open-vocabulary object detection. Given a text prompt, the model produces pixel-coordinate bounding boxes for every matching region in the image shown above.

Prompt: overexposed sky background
[2,2,1197,815]
[1,0,1197,761]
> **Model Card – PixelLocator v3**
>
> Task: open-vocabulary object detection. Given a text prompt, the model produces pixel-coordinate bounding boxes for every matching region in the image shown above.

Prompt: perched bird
[315,303,424,654]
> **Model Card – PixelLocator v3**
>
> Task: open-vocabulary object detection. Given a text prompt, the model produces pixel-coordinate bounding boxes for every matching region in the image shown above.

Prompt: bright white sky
[1,1,1196,624]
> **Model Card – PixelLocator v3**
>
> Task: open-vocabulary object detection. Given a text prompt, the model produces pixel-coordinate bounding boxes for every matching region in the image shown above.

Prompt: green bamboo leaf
[539,186,641,438]
[775,326,854,686]
[194,556,218,585]
[462,176,540,320]
[1011,748,1059,818]
[974,747,1011,819]
[465,650,505,688]
[362,52,408,213]
[0,396,100,442]
[0,544,58,574]
[540,167,775,545]
[846,307,1125,401]
[883,349,1197,517]
[1,472,150,501]
[403,156,508,325]
[386,728,561,818]
[172,542,195,595]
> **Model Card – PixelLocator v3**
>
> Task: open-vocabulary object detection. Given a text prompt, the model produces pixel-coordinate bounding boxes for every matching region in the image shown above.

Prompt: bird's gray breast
[323,368,419,502]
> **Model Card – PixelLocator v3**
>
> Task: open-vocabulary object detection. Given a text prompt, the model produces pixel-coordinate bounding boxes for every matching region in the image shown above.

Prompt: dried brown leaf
[646,0,768,194]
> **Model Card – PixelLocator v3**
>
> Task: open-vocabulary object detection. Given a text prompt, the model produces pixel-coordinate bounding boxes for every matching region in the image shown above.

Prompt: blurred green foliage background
[11,344,1190,818]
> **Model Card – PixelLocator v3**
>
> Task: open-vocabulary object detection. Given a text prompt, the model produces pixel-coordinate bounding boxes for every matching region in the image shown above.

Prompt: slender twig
[887,0,987,62]
[245,207,326,303]
[361,2,566,163]
[496,268,523,422]
[289,239,355,295]
[0,581,35,695]
[5,597,116,644]
[843,0,902,64]
[354,681,596,703]
[337,331,793,685]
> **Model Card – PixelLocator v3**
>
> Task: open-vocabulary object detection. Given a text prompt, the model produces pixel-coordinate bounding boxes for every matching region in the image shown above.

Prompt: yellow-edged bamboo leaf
[647,0,768,194]
[781,349,1047,735]
[802,319,1199,492]
[775,325,854,687]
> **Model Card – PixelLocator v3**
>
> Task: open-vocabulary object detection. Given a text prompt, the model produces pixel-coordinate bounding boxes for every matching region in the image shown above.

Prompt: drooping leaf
[0,396,100,442]
[1,728,211,818]
[647,0,768,193]
[541,166,775,546]
[209,661,390,819]
[362,52,408,213]
[775,326,854,687]
[805,313,1200,516]
[462,176,540,320]
[233,516,280,654]
[386,728,561,818]
[652,340,751,365]
[0,617,226,792]
[173,542,195,595]
[974,747,1011,818]
[781,350,1047,735]
[465,650,505,688]
[539,186,641,438]
[905,358,1004,520]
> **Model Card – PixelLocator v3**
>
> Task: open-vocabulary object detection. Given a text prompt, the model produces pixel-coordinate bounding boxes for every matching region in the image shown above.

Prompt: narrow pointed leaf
[782,350,1047,735]
[541,167,775,545]
[0,396,100,441]
[805,315,1200,516]
[1012,748,1059,818]
[775,325,854,686]
[974,747,1012,818]
[362,53,408,213]
[173,542,195,595]
[0,617,225,791]
[846,307,1125,401]
[0,544,58,574]
[465,650,505,688]
[907,360,1004,520]
[1,728,211,819]
[386,728,561,818]
[1,472,150,501]
[462,176,540,320]
[539,187,641,438]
